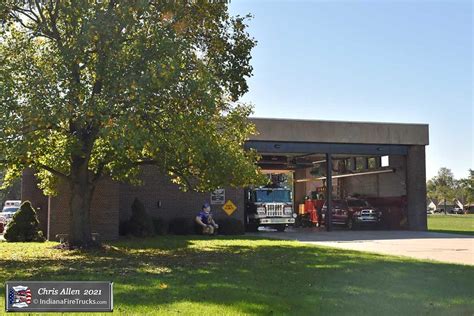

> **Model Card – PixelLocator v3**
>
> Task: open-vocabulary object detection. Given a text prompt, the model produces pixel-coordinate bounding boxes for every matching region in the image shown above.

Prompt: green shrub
[152,217,169,235]
[218,218,245,235]
[4,201,45,242]
[168,217,194,235]
[128,198,155,237]
[118,221,129,236]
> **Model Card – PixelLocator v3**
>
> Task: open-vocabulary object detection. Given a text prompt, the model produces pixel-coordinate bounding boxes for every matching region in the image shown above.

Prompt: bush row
[120,216,245,236]
[119,198,245,236]
[4,198,244,242]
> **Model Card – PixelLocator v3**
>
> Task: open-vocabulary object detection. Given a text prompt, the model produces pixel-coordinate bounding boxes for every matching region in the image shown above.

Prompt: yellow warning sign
[222,200,237,216]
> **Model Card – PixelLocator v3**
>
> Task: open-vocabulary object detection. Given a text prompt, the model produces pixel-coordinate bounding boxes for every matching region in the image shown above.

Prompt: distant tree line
[427,168,474,209]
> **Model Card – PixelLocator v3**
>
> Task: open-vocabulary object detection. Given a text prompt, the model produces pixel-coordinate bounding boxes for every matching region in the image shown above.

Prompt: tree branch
[12,6,41,24]
[135,159,158,166]
[133,159,194,190]
[91,152,112,184]
[34,163,70,181]
[169,167,195,191]
[0,159,69,181]
[34,0,47,24]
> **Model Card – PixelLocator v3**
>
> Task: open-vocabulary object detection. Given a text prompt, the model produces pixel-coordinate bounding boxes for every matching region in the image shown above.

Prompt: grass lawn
[0,236,473,315]
[428,214,474,235]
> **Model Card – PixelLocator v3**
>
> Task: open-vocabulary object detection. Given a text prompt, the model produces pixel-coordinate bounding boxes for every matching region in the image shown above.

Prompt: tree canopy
[0,1,266,245]
[427,168,474,207]
[0,1,265,190]
[459,169,474,205]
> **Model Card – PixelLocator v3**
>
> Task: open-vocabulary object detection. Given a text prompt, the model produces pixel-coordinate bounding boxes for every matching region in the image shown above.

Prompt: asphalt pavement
[252,227,474,265]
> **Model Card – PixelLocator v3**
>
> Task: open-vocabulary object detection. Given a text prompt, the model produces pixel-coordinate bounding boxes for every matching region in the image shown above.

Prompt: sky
[229,0,473,180]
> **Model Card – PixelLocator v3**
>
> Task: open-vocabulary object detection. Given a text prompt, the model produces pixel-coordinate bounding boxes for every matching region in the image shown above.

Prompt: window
[1,207,19,213]
[345,158,355,171]
[368,157,377,169]
[347,199,370,207]
[324,200,348,209]
[255,190,292,203]
[381,155,389,167]
[356,157,367,171]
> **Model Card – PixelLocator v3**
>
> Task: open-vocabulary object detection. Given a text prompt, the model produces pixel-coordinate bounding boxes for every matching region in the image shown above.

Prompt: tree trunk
[68,158,95,247]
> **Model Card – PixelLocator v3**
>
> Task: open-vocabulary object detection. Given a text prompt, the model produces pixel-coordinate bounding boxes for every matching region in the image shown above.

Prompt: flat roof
[249,118,429,146]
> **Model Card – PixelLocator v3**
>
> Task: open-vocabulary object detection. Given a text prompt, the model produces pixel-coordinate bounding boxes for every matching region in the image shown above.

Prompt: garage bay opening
[244,149,410,233]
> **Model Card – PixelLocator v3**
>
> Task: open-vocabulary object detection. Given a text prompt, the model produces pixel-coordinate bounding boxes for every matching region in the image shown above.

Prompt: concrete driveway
[253,228,474,265]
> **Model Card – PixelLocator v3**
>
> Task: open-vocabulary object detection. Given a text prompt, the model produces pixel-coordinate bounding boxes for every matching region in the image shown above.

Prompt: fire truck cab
[244,186,296,232]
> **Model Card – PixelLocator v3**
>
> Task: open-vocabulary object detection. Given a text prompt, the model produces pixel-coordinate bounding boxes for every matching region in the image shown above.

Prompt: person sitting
[195,203,219,235]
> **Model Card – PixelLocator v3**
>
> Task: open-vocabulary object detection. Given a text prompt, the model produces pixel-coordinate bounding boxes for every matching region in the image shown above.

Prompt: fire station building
[21,118,429,240]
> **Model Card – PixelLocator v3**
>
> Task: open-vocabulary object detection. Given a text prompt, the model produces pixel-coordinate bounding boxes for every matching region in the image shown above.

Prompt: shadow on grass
[0,235,473,315]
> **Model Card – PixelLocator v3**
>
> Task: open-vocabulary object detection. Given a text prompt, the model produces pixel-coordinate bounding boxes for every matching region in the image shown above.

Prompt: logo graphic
[8,285,32,308]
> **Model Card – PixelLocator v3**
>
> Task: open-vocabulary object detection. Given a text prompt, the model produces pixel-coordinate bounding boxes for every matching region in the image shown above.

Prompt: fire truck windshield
[255,190,292,203]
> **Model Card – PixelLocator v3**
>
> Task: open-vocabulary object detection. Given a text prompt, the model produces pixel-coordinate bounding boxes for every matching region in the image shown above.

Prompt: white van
[1,200,21,225]
[3,200,21,209]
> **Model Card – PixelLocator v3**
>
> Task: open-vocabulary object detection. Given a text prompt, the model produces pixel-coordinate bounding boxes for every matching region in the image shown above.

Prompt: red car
[321,198,381,230]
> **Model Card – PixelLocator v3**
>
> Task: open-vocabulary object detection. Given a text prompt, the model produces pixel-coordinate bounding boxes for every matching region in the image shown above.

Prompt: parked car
[3,200,21,208]
[0,206,20,226]
[451,208,464,214]
[427,209,435,215]
[321,198,381,230]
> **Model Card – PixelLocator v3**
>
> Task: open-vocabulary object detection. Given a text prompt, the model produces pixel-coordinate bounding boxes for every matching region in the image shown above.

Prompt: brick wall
[119,166,245,224]
[21,166,245,241]
[48,177,120,241]
[20,169,49,234]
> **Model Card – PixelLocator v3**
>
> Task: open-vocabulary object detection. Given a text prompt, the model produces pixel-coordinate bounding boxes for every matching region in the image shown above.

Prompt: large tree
[0,1,265,246]
[427,168,457,213]
[459,169,474,205]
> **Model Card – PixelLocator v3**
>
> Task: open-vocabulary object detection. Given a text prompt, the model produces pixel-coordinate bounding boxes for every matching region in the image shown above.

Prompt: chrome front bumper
[354,216,379,223]
[259,218,296,224]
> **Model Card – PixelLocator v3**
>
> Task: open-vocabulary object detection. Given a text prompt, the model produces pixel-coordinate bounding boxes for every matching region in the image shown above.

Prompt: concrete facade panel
[406,146,428,230]
[250,118,429,146]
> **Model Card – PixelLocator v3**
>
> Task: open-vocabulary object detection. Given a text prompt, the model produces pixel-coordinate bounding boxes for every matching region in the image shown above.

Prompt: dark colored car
[321,198,381,230]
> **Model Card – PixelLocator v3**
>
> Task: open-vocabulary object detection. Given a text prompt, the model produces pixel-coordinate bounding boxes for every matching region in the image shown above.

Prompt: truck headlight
[284,207,293,215]
[257,207,266,215]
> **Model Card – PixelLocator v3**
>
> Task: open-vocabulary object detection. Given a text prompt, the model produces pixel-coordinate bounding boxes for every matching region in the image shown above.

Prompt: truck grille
[266,204,284,217]
[361,209,375,215]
